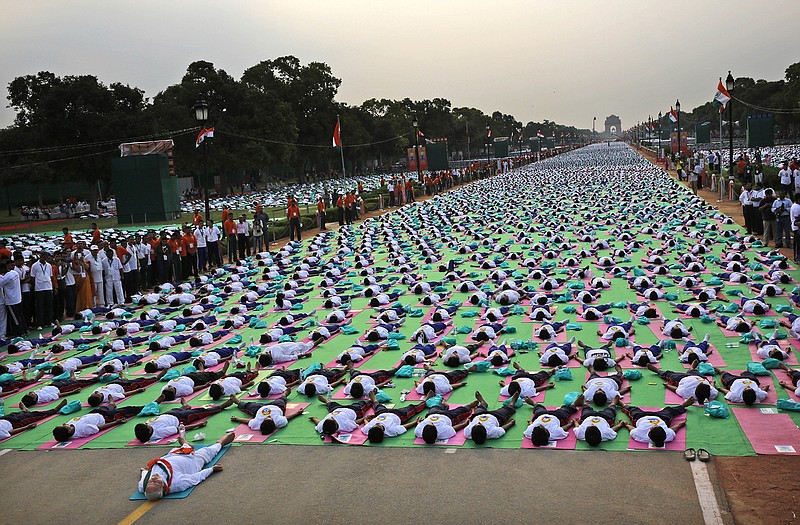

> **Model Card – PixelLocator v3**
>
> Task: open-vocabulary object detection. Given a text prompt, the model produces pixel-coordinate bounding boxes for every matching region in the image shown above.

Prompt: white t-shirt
[414,414,455,440]
[583,377,619,400]
[260,376,287,395]
[574,416,617,442]
[210,376,243,396]
[315,407,358,433]
[0,419,14,439]
[724,378,768,403]
[343,375,377,397]
[162,377,195,398]
[414,374,453,395]
[524,414,568,440]
[464,413,505,440]
[68,413,106,439]
[33,385,60,404]
[676,375,718,401]
[30,261,53,291]
[247,405,288,431]
[91,384,126,403]
[146,414,181,441]
[299,375,332,395]
[629,416,676,445]
[442,346,471,364]
[361,412,407,438]
[500,377,537,398]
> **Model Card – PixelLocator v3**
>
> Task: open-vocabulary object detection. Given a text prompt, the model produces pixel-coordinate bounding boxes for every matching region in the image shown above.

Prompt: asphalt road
[0,446,727,525]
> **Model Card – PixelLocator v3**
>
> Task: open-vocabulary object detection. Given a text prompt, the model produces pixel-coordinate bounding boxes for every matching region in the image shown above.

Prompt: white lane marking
[0,449,12,457]
[690,460,724,525]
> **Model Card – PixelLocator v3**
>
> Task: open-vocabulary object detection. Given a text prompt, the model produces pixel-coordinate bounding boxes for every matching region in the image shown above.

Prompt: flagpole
[337,115,346,179]
[466,122,471,161]
[718,108,724,202]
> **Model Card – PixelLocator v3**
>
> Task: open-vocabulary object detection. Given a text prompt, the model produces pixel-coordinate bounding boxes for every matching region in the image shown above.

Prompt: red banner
[407,147,428,171]
[670,132,689,155]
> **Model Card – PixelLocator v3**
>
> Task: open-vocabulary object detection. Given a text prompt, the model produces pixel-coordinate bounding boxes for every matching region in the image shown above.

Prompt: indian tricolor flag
[712,80,731,112]
[668,107,678,123]
[196,127,214,148]
[332,117,342,148]
[536,131,545,138]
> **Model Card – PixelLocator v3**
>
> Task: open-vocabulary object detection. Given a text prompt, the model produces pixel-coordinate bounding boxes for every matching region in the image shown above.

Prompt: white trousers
[106,279,124,305]
[91,272,105,307]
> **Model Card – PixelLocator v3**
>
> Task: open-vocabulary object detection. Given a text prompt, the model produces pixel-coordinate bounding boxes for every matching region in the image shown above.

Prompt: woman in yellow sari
[72,250,94,314]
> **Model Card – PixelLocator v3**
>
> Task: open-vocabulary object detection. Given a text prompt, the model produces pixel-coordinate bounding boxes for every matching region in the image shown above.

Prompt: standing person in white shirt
[206,221,221,268]
[791,194,800,263]
[779,163,793,197]
[772,190,793,249]
[13,254,33,328]
[0,259,24,336]
[104,248,125,306]
[30,252,55,330]
[136,234,151,290]
[739,183,753,234]
[236,215,250,260]
[689,163,700,195]
[194,220,208,272]
[85,245,105,307]
[122,237,139,303]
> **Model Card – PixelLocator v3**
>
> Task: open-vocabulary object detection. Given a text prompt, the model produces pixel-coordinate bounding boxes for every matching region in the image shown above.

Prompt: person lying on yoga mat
[0,400,67,439]
[134,396,235,442]
[20,373,100,407]
[187,329,231,348]
[309,322,351,345]
[255,368,301,397]
[87,371,167,406]
[626,342,667,367]
[464,390,518,444]
[669,301,711,318]
[363,321,405,342]
[712,368,770,405]
[778,362,800,396]
[442,344,481,367]
[780,313,800,339]
[138,431,235,501]
[619,397,695,447]
[573,405,626,446]
[334,343,384,365]
[94,352,152,375]
[142,351,195,373]
[752,330,792,361]
[0,369,46,396]
[597,318,635,341]
[155,363,230,402]
[401,344,441,365]
[256,341,315,367]
[360,391,432,443]
[499,364,556,398]
[207,367,259,400]
[472,320,513,342]
[48,353,108,376]
[522,395,585,446]
[52,402,145,441]
[716,314,752,333]
[688,286,722,303]
[414,366,474,396]
[230,394,300,434]
[410,321,452,344]
[414,396,481,444]
[578,303,613,321]
[484,342,515,367]
[310,396,373,436]
[539,339,578,367]
[371,305,406,323]
[483,306,512,322]
[750,282,783,297]
[342,368,398,399]
[581,363,630,406]
[646,363,718,404]
[577,340,625,371]
[192,347,237,370]
[258,324,306,343]
[148,334,194,351]
[297,367,350,397]
[678,335,713,365]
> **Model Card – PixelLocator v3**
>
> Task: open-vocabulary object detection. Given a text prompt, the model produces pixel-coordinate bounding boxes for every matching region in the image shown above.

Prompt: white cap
[90,245,99,250]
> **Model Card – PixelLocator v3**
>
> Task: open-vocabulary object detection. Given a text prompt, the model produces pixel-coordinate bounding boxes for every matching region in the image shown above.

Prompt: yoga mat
[748,344,799,366]
[732,407,800,455]
[130,444,230,499]
[498,376,545,402]
[37,425,118,450]
[627,412,687,451]
[0,413,61,444]
[405,387,453,402]
[161,388,205,405]
[531,325,568,343]
[681,344,726,369]
[393,350,442,369]
[324,351,377,369]
[521,432,577,450]
[722,370,778,405]
[323,429,370,445]
[232,402,310,443]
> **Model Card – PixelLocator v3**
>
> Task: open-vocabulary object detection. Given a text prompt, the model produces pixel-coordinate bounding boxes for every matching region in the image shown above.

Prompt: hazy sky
[1,0,799,133]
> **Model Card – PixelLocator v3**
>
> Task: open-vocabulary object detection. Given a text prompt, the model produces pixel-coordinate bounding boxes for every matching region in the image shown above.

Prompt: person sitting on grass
[464,391,518,444]
[619,397,695,447]
[229,394,300,435]
[133,396,235,443]
[52,402,145,442]
[138,431,235,501]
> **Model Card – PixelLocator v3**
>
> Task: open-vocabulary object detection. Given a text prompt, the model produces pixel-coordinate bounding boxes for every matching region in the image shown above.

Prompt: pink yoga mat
[681,345,727,369]
[532,325,568,343]
[233,402,310,443]
[583,371,631,403]
[0,381,40,398]
[331,373,380,400]
[717,324,751,339]
[324,351,377,369]
[323,430,369,445]
[37,425,117,450]
[596,323,633,344]
[775,370,800,401]
[405,387,453,402]
[498,375,546,402]
[723,370,778,405]
[521,432,577,450]
[748,344,799,366]
[664,388,704,407]
[627,412,687,451]
[161,388,205,405]
[394,350,442,369]
[0,413,60,444]
[732,407,800,455]
[413,428,467,446]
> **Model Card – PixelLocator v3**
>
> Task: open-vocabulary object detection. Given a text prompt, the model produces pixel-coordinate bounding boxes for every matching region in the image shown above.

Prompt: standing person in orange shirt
[317,195,327,231]
[405,178,414,202]
[336,194,345,226]
[221,206,231,225]
[0,239,11,260]
[343,191,354,225]
[192,210,203,227]
[167,232,182,281]
[223,215,238,263]
[62,228,75,252]
[90,223,102,246]
[287,199,302,241]
[181,226,198,278]
[357,181,364,195]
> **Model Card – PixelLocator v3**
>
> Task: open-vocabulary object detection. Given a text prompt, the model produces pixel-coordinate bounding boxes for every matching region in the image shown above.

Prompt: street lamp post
[412,115,422,184]
[592,117,596,143]
[726,71,735,181]
[194,99,210,223]
[675,99,681,163]
[657,111,662,159]
[486,124,491,175]
[648,115,652,152]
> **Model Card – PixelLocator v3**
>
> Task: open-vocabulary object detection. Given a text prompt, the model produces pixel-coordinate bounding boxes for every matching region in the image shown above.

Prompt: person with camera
[772,190,793,249]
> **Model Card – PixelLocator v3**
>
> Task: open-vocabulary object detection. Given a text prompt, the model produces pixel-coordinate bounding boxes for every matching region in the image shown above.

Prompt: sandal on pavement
[697,449,710,462]
[684,448,696,461]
